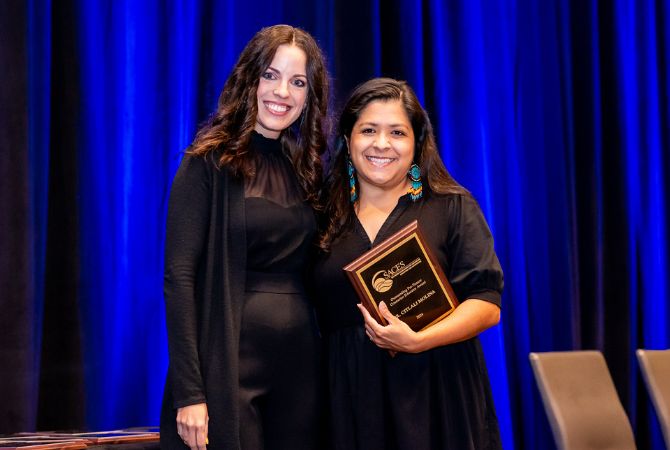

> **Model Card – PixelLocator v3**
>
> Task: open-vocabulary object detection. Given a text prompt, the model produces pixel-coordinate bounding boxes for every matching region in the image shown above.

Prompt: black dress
[238,132,320,450]
[314,191,503,450]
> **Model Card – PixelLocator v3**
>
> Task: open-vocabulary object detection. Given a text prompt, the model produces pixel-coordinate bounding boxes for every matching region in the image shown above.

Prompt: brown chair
[529,351,636,450]
[636,349,670,448]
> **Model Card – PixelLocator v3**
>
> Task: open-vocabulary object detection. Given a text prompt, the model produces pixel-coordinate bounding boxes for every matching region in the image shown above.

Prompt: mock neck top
[243,131,315,274]
[244,131,304,207]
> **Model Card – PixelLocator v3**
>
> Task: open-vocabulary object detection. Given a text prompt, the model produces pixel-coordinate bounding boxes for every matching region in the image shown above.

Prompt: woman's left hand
[357,302,422,353]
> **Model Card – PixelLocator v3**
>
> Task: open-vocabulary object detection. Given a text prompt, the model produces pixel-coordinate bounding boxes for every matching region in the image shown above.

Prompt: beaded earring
[347,157,358,203]
[407,163,423,201]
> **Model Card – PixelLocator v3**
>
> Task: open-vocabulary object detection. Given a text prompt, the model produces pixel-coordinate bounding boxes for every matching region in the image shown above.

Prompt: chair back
[636,349,670,448]
[529,350,636,450]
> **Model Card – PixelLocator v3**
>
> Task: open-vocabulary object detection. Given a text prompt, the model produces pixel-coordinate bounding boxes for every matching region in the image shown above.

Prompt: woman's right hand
[176,402,209,449]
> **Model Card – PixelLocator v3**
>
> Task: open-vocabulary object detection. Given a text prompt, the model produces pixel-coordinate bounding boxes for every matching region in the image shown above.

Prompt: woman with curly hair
[160,25,329,450]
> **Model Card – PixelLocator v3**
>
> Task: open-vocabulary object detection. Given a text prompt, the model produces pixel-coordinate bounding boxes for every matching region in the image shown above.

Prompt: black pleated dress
[238,131,320,450]
[313,191,504,450]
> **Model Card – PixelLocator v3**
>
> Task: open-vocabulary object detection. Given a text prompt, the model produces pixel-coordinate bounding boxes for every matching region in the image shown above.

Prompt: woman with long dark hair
[161,25,329,450]
[316,78,503,449]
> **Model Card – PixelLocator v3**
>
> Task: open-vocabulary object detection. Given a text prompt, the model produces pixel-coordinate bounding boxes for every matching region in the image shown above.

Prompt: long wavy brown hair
[188,25,329,206]
[319,78,465,251]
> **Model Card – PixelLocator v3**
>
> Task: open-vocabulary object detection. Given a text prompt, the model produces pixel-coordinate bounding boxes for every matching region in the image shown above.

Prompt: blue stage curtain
[9,0,668,448]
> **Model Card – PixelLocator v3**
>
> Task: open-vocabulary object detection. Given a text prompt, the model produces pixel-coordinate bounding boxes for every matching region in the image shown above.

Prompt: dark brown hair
[188,24,329,205]
[319,77,464,250]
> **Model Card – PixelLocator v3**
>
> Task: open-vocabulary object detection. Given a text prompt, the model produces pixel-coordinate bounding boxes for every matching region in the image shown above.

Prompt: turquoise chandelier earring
[407,163,423,201]
[348,157,358,202]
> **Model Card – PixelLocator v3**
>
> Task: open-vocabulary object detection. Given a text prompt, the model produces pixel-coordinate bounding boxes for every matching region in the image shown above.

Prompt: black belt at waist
[245,270,306,294]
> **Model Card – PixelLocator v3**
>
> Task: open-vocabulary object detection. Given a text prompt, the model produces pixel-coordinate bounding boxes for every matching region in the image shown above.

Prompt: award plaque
[343,220,459,332]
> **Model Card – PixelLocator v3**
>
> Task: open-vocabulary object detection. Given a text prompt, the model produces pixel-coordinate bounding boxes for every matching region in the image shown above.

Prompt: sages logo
[370,261,406,293]
[371,271,393,292]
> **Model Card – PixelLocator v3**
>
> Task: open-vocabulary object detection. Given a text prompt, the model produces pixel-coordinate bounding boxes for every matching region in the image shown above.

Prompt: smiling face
[254,44,308,139]
[348,99,415,198]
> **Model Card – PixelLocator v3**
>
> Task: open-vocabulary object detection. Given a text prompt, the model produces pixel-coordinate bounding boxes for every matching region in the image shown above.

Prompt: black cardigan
[160,153,246,449]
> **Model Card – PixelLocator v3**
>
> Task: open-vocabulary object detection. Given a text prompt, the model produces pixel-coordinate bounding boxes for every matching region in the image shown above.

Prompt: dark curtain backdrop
[1,0,668,449]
